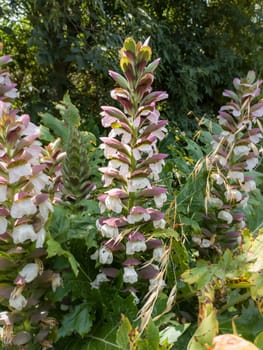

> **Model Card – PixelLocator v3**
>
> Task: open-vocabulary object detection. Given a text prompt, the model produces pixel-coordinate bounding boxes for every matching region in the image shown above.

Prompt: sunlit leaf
[123,37,136,53]
[160,322,190,345]
[116,315,132,349]
[187,310,218,350]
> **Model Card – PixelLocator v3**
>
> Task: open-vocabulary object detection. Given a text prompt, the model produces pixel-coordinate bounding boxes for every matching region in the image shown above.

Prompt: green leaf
[255,331,263,349]
[47,238,80,276]
[116,315,132,349]
[159,323,190,345]
[234,299,263,341]
[153,228,179,239]
[145,320,159,350]
[57,303,93,338]
[39,125,55,142]
[85,323,121,349]
[56,93,81,126]
[123,37,136,53]
[182,264,219,290]
[171,238,189,275]
[48,205,97,248]
[40,112,69,143]
[250,271,263,300]
[187,310,218,350]
[185,139,204,161]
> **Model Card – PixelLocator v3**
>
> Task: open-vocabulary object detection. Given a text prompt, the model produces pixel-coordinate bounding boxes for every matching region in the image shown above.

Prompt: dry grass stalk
[136,240,174,334]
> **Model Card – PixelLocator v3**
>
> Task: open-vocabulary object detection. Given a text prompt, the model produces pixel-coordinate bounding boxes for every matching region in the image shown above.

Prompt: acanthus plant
[196,71,263,253]
[91,37,169,304]
[0,52,61,348]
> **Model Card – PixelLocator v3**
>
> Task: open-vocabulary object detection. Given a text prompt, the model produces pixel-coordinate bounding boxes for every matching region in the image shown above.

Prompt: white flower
[227,171,244,182]
[25,142,42,164]
[100,143,118,158]
[9,288,27,311]
[153,246,164,262]
[129,290,140,304]
[102,173,114,187]
[31,173,50,193]
[51,273,62,292]
[200,239,211,248]
[233,145,250,157]
[0,185,7,202]
[211,173,224,185]
[10,198,37,218]
[19,263,39,283]
[149,277,165,290]
[154,192,167,208]
[99,247,113,264]
[153,219,166,229]
[148,110,160,123]
[243,180,256,192]
[109,128,132,144]
[0,217,7,234]
[214,155,227,166]
[36,228,46,248]
[105,195,123,213]
[12,224,37,244]
[207,197,223,209]
[224,189,242,202]
[239,196,249,208]
[249,133,262,144]
[0,311,11,325]
[149,160,165,181]
[100,224,119,239]
[127,211,150,224]
[133,144,154,161]
[192,235,202,245]
[8,163,32,184]
[99,201,106,213]
[127,177,151,192]
[151,127,167,141]
[5,88,18,99]
[108,159,129,176]
[22,121,39,137]
[123,266,138,284]
[218,210,233,224]
[245,158,258,171]
[211,140,219,150]
[126,241,147,255]
[222,131,235,144]
[90,273,109,289]
[237,220,246,229]
[39,200,53,222]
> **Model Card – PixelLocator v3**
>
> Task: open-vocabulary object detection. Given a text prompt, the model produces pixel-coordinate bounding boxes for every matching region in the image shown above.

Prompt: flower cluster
[0,52,60,348]
[91,38,168,296]
[0,52,18,103]
[197,71,263,251]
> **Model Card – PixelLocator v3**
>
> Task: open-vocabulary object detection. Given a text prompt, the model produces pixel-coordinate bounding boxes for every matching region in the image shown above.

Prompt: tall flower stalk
[198,71,263,252]
[0,51,61,349]
[91,38,168,299]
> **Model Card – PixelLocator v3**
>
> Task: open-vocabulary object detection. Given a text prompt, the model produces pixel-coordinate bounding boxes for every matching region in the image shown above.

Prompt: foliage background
[0,0,262,132]
[0,1,263,350]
